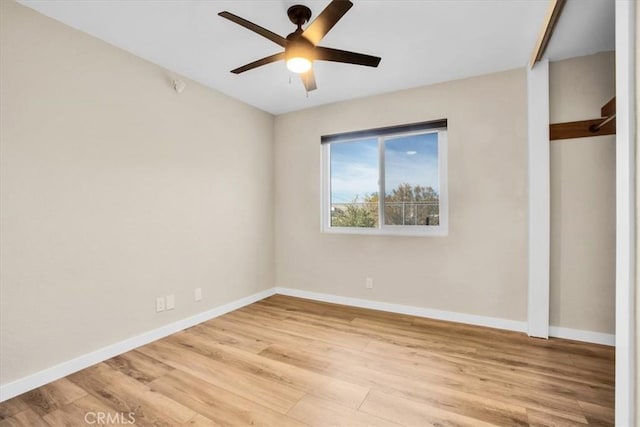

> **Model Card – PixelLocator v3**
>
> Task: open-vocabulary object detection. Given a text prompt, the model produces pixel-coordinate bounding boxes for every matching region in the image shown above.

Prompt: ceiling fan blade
[231,52,285,74]
[301,69,317,92]
[219,11,287,47]
[302,0,353,46]
[314,46,381,67]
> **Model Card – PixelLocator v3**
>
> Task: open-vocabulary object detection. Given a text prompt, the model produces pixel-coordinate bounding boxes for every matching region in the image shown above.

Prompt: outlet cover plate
[156,297,165,312]
[166,294,175,310]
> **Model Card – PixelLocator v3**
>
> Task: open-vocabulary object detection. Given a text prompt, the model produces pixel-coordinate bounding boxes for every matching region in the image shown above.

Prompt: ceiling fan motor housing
[285,35,315,63]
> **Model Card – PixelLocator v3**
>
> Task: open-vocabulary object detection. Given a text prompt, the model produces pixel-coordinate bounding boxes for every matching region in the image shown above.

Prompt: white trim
[320,226,448,237]
[1,286,616,403]
[274,287,527,333]
[437,130,449,234]
[275,287,613,346]
[321,129,448,237]
[526,59,550,339]
[614,0,636,425]
[320,142,330,232]
[0,288,276,403]
[548,326,615,347]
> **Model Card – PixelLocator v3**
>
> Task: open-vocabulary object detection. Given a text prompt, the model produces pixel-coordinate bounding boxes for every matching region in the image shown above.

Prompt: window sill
[321,226,448,237]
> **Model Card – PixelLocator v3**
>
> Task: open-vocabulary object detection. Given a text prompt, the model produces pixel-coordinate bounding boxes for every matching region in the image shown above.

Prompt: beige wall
[275,69,529,321]
[548,52,616,334]
[0,1,274,385]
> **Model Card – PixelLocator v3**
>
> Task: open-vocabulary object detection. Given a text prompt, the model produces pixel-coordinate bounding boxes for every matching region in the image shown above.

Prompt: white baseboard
[0,288,276,403]
[548,326,615,346]
[274,288,615,346]
[274,287,528,333]
[1,286,615,402]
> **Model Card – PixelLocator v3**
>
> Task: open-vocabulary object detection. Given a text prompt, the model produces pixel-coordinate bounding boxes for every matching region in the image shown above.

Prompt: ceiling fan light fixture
[286,57,312,73]
[285,37,314,74]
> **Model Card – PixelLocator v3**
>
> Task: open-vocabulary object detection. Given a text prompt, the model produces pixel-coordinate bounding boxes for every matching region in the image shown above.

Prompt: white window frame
[321,128,448,237]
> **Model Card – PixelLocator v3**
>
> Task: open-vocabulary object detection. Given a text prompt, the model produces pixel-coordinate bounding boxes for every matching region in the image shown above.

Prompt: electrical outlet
[194,287,202,302]
[156,297,165,312]
[166,294,175,310]
[366,278,373,289]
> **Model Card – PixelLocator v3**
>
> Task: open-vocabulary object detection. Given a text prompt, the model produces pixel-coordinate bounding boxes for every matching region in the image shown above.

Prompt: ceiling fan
[218,0,381,92]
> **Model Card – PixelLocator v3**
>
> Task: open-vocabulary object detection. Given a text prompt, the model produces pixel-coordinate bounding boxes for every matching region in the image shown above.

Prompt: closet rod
[590,113,616,133]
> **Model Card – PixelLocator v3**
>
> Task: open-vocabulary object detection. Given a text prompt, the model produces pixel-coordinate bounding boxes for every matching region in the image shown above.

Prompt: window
[321,120,448,236]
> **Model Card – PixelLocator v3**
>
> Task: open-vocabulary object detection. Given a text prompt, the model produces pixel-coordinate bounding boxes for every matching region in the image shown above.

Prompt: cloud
[331,161,378,202]
[384,150,439,192]
[330,140,379,202]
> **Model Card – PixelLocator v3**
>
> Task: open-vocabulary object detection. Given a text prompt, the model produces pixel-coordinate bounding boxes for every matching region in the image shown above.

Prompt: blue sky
[330,133,439,203]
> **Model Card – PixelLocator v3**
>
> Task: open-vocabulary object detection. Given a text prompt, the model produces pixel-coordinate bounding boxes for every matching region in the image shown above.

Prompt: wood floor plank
[361,389,499,427]
[190,321,272,353]
[354,314,602,379]
[287,394,399,427]
[227,308,372,351]
[527,408,588,426]
[473,347,613,387]
[363,328,611,390]
[352,315,552,359]
[578,400,615,426]
[0,397,28,420]
[42,409,87,427]
[149,370,306,427]
[252,303,479,356]
[43,406,93,427]
[259,342,590,423]
[103,349,174,385]
[67,394,120,415]
[0,409,48,427]
[364,339,614,407]
[263,294,408,324]
[1,295,614,425]
[167,330,370,409]
[68,363,195,426]
[211,315,326,358]
[181,414,219,426]
[137,339,305,414]
[42,395,120,427]
[19,378,87,417]
[409,314,613,367]
[370,383,529,426]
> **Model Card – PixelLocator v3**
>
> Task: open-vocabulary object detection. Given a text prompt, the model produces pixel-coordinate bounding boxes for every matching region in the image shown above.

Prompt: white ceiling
[19,0,614,115]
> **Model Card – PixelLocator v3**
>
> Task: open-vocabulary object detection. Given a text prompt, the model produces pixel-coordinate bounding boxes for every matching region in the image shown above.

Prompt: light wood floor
[0,295,615,426]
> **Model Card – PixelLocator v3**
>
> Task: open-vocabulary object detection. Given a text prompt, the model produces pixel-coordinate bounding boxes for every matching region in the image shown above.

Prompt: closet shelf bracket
[549,96,616,141]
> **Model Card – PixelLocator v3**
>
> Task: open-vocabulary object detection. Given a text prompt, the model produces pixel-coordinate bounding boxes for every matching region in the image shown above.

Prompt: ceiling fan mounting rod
[287,5,312,30]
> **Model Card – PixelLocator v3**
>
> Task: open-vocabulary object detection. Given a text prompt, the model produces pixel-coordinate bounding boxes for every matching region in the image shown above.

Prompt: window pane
[330,139,379,227]
[384,133,439,226]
